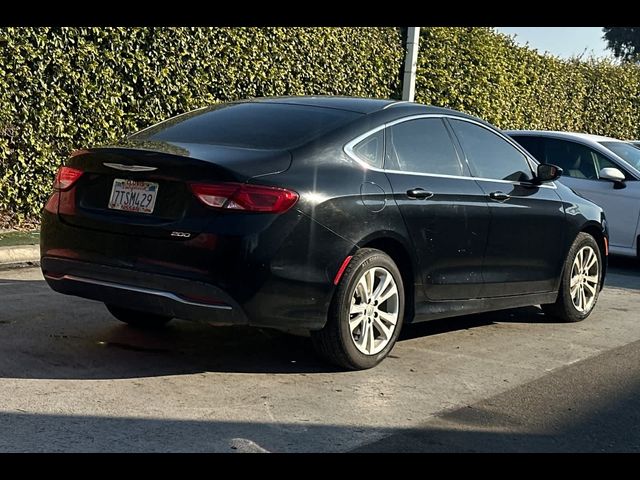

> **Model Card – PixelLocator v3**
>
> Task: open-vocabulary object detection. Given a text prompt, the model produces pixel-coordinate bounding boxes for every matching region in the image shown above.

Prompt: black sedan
[40,96,608,370]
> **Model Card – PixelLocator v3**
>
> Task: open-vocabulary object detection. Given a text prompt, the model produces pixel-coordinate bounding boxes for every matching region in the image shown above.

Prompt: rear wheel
[105,304,173,329]
[542,233,602,322]
[311,248,405,370]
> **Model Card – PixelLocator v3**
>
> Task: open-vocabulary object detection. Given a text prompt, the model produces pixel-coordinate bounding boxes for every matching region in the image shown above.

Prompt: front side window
[543,139,614,180]
[385,118,465,176]
[592,150,621,175]
[449,120,533,182]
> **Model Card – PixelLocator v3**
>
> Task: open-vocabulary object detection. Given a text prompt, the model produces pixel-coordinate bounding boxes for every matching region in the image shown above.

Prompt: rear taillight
[189,182,298,213]
[53,166,83,191]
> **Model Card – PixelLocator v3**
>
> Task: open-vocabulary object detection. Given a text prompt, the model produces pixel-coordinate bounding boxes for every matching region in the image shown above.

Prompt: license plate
[108,179,159,214]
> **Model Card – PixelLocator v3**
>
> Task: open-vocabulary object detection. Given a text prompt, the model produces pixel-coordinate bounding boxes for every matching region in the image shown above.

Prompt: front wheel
[542,232,602,322]
[105,304,173,329]
[311,248,405,370]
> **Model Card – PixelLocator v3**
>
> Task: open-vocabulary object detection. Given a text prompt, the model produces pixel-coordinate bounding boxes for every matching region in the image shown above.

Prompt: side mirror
[536,163,563,183]
[599,167,625,183]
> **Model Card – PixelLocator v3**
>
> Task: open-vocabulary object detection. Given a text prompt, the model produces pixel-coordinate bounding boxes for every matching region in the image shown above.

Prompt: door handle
[489,191,510,201]
[406,188,434,200]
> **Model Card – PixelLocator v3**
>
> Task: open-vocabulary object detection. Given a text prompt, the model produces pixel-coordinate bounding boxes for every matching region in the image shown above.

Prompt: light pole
[402,27,421,102]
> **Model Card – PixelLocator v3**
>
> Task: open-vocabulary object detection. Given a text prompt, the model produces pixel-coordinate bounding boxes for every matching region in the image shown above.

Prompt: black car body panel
[41,97,608,334]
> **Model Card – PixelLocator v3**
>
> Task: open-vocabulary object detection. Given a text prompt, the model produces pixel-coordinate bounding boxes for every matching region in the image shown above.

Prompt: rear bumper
[42,256,248,325]
[40,207,357,332]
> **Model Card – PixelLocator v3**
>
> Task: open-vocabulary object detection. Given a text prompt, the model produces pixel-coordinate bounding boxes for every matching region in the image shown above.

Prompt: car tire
[541,232,602,322]
[311,248,405,370]
[105,304,173,329]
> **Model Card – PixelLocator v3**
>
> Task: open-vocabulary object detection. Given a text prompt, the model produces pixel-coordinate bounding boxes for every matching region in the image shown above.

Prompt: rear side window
[449,119,533,182]
[385,118,465,176]
[132,102,362,149]
[353,130,384,168]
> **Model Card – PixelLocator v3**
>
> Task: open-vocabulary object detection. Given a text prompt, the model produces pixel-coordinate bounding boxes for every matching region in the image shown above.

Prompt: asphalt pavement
[0,257,638,452]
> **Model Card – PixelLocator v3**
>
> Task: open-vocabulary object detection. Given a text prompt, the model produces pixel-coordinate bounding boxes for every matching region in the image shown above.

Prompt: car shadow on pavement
[0,278,577,380]
[400,305,558,342]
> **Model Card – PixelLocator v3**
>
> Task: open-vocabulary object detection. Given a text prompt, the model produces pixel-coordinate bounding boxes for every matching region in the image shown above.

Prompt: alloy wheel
[570,246,599,313]
[349,266,399,355]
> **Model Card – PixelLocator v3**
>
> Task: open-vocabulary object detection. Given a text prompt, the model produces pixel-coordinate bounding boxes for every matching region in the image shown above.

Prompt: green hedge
[416,27,640,138]
[2,26,640,224]
[0,27,403,222]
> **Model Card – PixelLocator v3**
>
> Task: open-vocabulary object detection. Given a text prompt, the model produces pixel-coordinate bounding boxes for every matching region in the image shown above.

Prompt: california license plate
[108,179,159,214]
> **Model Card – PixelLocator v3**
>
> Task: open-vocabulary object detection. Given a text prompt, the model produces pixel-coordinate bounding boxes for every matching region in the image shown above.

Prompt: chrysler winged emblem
[103,163,158,172]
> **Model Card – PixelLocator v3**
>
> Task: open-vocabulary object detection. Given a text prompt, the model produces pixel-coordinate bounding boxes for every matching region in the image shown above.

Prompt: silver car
[507,130,640,258]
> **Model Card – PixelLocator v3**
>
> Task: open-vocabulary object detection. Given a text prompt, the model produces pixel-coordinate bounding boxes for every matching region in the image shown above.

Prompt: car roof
[246,96,398,114]
[240,96,488,122]
[504,130,625,144]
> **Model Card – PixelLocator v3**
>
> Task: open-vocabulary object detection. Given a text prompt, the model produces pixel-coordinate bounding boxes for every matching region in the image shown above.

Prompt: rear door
[383,117,489,301]
[448,119,566,297]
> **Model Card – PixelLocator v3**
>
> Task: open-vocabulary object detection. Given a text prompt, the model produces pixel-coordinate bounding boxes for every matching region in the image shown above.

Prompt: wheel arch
[357,234,417,323]
[580,222,608,288]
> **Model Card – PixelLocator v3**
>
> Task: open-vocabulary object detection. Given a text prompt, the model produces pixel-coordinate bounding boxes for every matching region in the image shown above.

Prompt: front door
[383,117,489,301]
[448,119,567,297]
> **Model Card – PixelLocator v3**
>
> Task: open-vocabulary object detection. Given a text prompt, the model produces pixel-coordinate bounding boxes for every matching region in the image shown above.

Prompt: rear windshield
[131,102,362,149]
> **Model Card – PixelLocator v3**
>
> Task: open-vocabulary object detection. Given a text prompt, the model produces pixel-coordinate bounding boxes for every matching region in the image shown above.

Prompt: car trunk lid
[58,140,292,239]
